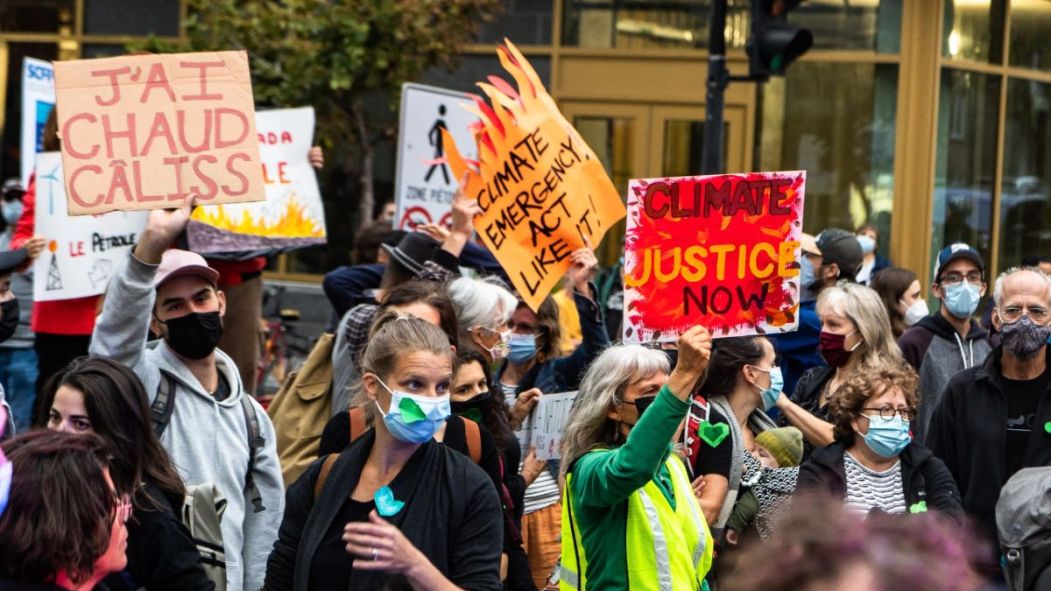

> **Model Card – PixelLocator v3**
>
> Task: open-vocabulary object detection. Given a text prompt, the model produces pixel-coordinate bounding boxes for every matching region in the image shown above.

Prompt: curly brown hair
[828,364,919,447]
[0,430,115,585]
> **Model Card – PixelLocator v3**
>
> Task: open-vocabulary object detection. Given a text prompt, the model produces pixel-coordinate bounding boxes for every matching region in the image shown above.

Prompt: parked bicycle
[256,284,312,407]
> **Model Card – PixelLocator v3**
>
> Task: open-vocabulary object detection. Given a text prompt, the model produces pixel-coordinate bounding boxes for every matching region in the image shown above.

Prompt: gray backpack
[996,467,1051,591]
[182,484,228,591]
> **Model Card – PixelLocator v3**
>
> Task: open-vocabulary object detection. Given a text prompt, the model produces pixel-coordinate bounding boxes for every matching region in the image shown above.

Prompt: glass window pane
[931,70,1000,274]
[562,0,750,50]
[1009,0,1051,72]
[943,0,1006,63]
[477,0,553,45]
[0,0,73,34]
[575,116,634,265]
[759,62,898,260]
[661,120,727,178]
[562,0,900,52]
[792,0,903,53]
[83,0,180,36]
[999,77,1051,269]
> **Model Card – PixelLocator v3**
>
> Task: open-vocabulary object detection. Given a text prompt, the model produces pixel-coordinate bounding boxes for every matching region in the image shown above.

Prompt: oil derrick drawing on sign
[45,241,62,291]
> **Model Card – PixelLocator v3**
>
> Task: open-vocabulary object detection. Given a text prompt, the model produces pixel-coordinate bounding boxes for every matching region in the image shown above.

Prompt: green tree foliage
[136,0,499,225]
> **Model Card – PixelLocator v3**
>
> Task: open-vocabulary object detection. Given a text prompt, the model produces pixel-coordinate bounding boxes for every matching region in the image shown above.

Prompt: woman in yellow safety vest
[559,326,715,591]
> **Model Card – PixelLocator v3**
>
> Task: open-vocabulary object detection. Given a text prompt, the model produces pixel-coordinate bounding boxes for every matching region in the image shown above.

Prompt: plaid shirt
[342,260,457,366]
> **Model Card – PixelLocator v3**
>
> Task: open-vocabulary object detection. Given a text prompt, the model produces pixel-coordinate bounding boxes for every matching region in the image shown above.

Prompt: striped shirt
[843,452,907,515]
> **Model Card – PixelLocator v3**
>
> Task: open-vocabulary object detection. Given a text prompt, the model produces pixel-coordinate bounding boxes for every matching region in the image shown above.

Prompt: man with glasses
[928,267,1051,581]
[899,243,993,442]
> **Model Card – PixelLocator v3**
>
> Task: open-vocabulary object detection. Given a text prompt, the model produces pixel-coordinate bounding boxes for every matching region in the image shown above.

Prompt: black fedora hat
[381,232,441,275]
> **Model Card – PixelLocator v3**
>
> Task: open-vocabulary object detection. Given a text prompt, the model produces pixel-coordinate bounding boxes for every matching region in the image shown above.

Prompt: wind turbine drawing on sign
[39,163,61,215]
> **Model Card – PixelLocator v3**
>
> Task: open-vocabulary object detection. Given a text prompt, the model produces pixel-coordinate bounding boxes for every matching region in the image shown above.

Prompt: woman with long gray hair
[559,327,715,590]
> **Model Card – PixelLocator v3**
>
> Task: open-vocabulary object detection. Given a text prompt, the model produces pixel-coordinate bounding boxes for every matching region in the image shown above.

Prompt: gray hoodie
[90,253,284,591]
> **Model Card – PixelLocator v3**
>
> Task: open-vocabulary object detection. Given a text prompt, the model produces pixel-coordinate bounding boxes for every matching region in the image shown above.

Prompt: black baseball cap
[815,228,864,279]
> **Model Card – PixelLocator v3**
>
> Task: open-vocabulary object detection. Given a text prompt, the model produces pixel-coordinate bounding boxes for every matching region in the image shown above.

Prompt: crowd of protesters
[0,137,1048,591]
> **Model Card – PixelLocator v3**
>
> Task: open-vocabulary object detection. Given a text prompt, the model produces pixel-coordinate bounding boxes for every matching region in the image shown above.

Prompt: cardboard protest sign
[623,171,806,342]
[52,51,264,215]
[187,107,326,254]
[32,152,148,302]
[531,391,578,460]
[21,57,55,185]
[394,84,479,230]
[441,41,626,311]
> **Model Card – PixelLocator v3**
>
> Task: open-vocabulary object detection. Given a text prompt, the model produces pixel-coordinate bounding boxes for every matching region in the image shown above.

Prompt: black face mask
[0,299,18,343]
[623,394,658,427]
[161,311,223,360]
[451,390,492,423]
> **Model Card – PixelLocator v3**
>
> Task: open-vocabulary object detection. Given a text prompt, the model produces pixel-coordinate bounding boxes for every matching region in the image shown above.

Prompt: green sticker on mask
[398,397,427,423]
[1044,421,1051,435]
[697,420,730,447]
[909,501,928,514]
[459,408,483,423]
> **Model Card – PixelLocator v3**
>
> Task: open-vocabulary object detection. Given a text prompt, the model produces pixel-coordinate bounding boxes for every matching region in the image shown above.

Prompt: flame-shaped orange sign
[441,40,626,311]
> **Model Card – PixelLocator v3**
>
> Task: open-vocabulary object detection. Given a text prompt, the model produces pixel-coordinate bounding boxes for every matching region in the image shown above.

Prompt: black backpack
[997,467,1051,591]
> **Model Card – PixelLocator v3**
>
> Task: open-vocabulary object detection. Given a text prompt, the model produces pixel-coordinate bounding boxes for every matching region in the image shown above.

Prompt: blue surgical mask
[507,333,538,364]
[1,201,22,225]
[373,377,451,444]
[857,235,876,255]
[942,282,981,319]
[859,415,911,458]
[749,365,784,411]
[799,256,816,302]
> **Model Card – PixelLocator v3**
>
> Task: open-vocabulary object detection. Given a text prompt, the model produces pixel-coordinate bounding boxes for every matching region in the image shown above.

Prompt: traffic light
[747,0,813,79]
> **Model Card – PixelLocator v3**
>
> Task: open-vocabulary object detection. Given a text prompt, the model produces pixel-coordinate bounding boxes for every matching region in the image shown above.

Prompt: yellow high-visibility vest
[560,455,714,590]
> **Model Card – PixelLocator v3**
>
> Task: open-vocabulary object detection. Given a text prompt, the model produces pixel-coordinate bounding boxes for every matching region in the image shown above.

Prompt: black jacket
[782,365,836,460]
[927,347,1051,566]
[103,483,214,591]
[797,442,963,518]
[264,432,503,591]
[0,579,65,591]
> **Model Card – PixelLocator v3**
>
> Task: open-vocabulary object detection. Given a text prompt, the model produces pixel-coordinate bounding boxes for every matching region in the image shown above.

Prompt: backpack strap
[240,396,266,513]
[150,372,178,438]
[349,407,367,443]
[463,417,482,464]
[313,454,339,502]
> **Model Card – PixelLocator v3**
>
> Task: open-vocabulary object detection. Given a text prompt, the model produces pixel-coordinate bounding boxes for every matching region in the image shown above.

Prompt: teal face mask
[859,415,911,458]
[750,365,784,411]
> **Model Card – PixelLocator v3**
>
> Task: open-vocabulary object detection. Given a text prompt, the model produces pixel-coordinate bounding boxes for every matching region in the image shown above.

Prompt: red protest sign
[623,171,805,342]
[53,51,265,215]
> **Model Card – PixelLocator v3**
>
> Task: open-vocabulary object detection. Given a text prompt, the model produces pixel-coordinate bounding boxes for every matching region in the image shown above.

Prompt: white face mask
[902,299,928,326]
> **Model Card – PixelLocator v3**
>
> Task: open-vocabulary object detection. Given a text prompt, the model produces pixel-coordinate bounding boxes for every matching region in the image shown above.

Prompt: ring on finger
[372,547,379,561]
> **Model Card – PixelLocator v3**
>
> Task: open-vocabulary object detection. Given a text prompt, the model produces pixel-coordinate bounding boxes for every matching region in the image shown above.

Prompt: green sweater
[567,384,690,591]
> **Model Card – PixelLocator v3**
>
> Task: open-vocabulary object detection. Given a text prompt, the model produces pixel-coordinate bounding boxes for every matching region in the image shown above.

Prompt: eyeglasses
[999,305,1051,324]
[861,406,916,421]
[114,493,133,523]
[939,272,983,287]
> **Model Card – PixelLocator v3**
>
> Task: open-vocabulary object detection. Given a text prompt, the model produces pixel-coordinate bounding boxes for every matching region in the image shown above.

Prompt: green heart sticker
[398,397,427,424]
[697,420,730,447]
[909,501,928,514]
[1044,421,1051,435]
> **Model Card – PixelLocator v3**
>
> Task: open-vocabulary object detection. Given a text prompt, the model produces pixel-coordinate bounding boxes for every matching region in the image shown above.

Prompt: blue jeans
[0,348,39,431]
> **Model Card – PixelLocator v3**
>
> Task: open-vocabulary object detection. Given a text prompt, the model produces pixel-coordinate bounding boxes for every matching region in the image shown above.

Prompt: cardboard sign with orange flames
[187,107,326,254]
[441,41,626,311]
